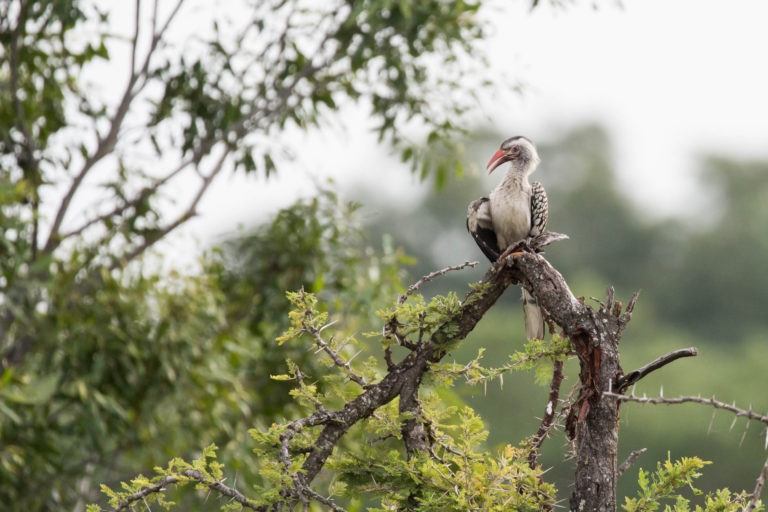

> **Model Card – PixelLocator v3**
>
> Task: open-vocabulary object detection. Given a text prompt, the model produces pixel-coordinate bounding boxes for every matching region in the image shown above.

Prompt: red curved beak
[486,149,509,174]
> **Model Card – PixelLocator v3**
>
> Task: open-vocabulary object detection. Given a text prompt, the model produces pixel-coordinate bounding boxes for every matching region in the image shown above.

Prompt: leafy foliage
[430,334,571,387]
[0,188,405,508]
[332,410,555,511]
[622,456,759,512]
[4,0,768,509]
[86,444,239,512]
[93,287,558,511]
[0,0,496,507]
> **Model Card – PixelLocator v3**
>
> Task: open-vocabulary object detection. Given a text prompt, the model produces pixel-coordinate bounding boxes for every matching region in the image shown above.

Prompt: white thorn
[348,349,363,363]
[319,320,339,332]
[707,408,717,435]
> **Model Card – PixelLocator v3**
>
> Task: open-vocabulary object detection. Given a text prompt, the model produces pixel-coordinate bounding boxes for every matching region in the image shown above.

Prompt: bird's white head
[486,136,540,176]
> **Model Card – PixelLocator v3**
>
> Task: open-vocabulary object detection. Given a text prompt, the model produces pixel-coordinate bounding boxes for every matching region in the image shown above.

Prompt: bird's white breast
[489,177,531,249]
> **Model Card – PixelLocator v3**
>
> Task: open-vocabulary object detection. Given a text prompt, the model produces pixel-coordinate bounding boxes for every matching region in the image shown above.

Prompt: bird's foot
[523,236,535,252]
[495,239,529,268]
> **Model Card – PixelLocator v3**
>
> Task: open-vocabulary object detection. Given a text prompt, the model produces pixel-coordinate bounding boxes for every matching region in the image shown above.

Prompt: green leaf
[0,373,60,405]
[0,400,22,424]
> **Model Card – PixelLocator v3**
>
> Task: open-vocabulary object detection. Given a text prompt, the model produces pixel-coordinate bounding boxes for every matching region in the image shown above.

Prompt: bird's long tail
[522,288,545,340]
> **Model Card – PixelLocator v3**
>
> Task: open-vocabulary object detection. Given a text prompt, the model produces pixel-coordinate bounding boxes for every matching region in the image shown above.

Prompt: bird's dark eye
[511,146,521,155]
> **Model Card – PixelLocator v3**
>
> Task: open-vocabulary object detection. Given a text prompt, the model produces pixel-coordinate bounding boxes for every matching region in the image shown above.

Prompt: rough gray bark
[507,243,637,512]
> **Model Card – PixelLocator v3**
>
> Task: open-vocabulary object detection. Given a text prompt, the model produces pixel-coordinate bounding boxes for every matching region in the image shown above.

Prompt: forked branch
[617,347,699,392]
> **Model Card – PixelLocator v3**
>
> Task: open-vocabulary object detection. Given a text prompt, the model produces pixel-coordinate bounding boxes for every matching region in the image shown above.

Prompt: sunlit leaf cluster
[430,333,571,387]
[623,456,760,512]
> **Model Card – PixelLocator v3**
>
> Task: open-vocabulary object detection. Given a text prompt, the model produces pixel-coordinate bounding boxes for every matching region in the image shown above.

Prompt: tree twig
[303,323,368,388]
[616,347,698,392]
[59,155,193,241]
[617,448,647,477]
[44,0,187,253]
[398,260,478,304]
[110,147,229,269]
[528,359,564,469]
[748,454,768,512]
[605,392,768,426]
[110,469,260,512]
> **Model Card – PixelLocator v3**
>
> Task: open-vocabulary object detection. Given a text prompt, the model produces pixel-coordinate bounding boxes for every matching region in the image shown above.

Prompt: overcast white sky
[148,0,768,257]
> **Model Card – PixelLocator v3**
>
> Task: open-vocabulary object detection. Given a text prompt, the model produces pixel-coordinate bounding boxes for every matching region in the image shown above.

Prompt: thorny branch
[748,455,768,512]
[264,234,584,507]
[604,392,768,428]
[303,321,368,389]
[528,359,564,469]
[398,260,478,304]
[110,469,260,512]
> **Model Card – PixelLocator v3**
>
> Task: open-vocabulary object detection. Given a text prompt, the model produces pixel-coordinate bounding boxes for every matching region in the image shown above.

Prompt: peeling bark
[512,251,629,512]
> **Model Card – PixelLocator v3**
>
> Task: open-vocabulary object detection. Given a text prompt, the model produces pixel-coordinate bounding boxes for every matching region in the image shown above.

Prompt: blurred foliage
[0,0,504,508]
[0,187,407,509]
[205,187,407,421]
[655,156,768,341]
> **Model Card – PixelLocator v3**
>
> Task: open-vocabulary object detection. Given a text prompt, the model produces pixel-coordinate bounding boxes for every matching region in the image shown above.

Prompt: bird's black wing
[466,197,500,263]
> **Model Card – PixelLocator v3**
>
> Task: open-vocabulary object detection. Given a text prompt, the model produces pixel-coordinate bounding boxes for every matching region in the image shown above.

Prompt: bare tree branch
[8,4,35,165]
[748,455,768,512]
[398,261,478,304]
[501,239,628,512]
[617,347,699,392]
[44,0,188,253]
[617,448,647,477]
[7,3,42,259]
[109,147,229,269]
[130,0,141,74]
[58,159,192,241]
[528,359,564,469]
[617,291,640,335]
[605,392,768,426]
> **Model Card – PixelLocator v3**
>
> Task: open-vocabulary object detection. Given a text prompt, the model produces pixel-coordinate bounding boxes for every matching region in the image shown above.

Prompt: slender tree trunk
[511,249,636,512]
[568,317,622,512]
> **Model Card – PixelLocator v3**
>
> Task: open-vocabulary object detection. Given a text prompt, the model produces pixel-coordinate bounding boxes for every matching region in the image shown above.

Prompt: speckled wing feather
[529,181,548,236]
[466,197,501,262]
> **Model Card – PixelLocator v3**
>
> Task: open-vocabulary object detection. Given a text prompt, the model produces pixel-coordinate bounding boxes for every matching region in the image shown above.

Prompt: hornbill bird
[466,136,549,340]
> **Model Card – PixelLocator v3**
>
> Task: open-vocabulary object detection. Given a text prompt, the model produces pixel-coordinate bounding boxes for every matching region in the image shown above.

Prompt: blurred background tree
[0,0,487,508]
